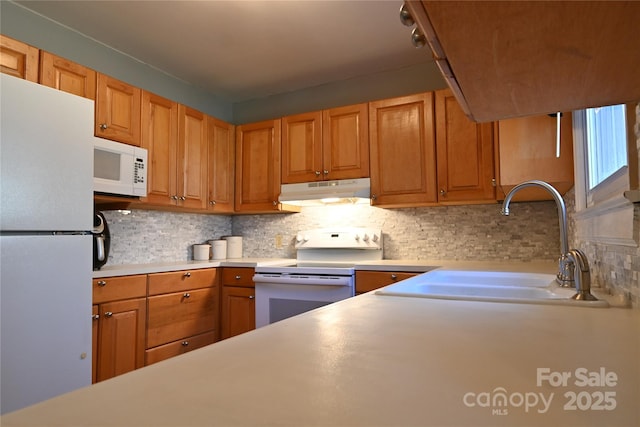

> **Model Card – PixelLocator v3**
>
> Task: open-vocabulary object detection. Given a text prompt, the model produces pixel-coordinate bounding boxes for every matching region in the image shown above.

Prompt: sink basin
[375,269,609,307]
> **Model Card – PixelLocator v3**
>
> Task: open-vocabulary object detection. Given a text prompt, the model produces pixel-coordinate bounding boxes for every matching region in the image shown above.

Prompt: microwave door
[94,145,133,194]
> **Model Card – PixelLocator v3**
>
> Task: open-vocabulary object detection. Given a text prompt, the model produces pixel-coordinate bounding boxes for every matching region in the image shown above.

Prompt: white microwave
[93,138,147,197]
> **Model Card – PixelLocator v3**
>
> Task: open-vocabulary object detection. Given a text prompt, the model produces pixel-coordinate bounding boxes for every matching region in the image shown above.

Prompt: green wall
[1,1,446,125]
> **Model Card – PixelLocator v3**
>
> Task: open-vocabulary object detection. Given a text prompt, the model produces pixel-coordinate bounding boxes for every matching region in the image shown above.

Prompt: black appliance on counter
[92,211,110,270]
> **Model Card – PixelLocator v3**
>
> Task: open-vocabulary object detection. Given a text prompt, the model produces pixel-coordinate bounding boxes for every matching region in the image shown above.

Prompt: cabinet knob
[209,200,216,206]
[272,201,278,206]
[399,3,415,26]
[181,341,189,346]
[183,292,191,298]
[104,312,113,318]
[99,123,108,130]
[183,272,191,278]
[170,195,178,200]
[92,314,100,321]
[391,274,398,280]
[179,196,186,201]
[439,189,447,196]
[371,194,377,200]
[411,28,426,48]
[248,295,254,300]
[235,275,241,280]
[315,171,321,176]
[323,170,329,175]
[97,280,107,287]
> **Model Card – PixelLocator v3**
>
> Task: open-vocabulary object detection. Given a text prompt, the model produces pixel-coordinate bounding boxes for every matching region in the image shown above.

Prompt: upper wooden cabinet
[497,112,574,201]
[369,93,437,207]
[405,1,640,122]
[206,116,235,213]
[95,73,141,146]
[434,89,495,204]
[177,105,208,210]
[39,51,96,100]
[235,119,283,212]
[141,91,179,207]
[281,103,369,184]
[0,35,38,82]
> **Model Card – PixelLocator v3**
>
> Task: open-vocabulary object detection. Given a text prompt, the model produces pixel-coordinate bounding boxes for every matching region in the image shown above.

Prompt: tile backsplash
[102,200,561,265]
[102,210,232,264]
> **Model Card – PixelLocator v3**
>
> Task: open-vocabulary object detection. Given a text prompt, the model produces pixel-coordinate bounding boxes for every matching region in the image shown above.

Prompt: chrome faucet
[501,180,597,300]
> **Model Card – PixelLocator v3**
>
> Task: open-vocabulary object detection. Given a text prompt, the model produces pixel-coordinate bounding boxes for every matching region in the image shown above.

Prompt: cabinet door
[96,298,146,382]
[323,103,369,180]
[178,105,207,209]
[39,51,96,100]
[0,35,38,82]
[235,119,282,212]
[221,286,255,339]
[92,305,99,384]
[95,73,141,146]
[435,89,495,204]
[147,287,217,348]
[497,113,574,201]
[369,93,437,207]
[207,116,235,212]
[281,111,323,184]
[141,91,179,206]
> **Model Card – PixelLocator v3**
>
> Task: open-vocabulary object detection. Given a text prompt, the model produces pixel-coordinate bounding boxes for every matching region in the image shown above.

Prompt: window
[585,104,627,191]
[572,102,637,246]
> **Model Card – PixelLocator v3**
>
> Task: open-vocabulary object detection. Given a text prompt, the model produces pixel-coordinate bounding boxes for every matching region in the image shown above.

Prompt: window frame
[572,102,638,247]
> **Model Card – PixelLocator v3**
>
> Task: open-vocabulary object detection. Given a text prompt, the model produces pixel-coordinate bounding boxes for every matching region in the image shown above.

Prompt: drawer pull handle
[235,275,241,280]
[181,341,189,346]
[104,312,113,318]
[391,274,398,280]
[183,293,191,298]
[97,280,107,287]
[183,272,191,278]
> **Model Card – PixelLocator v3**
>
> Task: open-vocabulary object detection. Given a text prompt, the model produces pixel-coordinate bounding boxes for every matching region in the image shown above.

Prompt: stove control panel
[295,228,383,250]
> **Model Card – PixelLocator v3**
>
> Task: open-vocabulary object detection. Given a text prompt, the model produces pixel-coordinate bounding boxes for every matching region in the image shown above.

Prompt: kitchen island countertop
[4,269,639,426]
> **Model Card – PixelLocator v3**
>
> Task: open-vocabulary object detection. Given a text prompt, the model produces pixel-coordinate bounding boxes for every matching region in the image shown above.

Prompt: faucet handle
[566,249,598,301]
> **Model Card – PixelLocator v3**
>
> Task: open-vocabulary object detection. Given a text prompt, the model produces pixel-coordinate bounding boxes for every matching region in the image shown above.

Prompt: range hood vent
[278,178,371,206]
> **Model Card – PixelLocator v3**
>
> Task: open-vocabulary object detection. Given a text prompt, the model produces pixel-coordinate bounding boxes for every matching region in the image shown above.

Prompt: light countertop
[3,275,639,426]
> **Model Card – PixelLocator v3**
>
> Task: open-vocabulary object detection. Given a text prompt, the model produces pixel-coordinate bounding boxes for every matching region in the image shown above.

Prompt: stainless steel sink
[375,269,609,307]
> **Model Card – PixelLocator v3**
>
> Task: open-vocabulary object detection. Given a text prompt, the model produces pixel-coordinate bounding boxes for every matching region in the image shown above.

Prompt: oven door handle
[252,274,352,286]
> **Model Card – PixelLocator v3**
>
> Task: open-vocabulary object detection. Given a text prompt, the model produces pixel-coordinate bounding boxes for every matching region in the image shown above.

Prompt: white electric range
[253,228,383,328]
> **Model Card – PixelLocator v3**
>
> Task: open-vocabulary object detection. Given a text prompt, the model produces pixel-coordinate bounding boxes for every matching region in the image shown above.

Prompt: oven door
[253,273,354,328]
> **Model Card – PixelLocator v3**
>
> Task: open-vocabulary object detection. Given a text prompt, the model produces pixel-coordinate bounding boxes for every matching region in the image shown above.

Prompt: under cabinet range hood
[278,178,371,206]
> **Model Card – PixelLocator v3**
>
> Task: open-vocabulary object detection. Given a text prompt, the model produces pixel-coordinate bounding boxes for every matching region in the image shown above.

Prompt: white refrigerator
[1,74,94,414]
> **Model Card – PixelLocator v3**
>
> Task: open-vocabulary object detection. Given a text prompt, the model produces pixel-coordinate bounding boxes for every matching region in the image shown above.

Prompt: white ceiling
[16,0,433,103]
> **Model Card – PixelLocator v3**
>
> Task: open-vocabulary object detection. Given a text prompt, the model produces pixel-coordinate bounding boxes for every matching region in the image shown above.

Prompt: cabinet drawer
[147,287,216,348]
[93,275,147,304]
[221,267,254,287]
[355,271,418,293]
[145,331,216,366]
[148,268,217,295]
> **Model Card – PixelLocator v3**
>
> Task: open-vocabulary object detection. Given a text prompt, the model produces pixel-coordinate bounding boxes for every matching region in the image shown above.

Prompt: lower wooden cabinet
[220,267,255,339]
[145,331,216,366]
[92,275,147,383]
[146,268,218,365]
[355,270,419,294]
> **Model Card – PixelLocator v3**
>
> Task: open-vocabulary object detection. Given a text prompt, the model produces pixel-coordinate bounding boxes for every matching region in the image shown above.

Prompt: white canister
[211,240,227,260]
[193,244,211,261]
[223,236,243,259]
